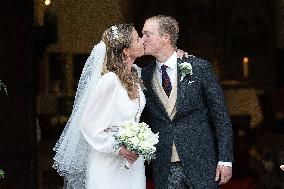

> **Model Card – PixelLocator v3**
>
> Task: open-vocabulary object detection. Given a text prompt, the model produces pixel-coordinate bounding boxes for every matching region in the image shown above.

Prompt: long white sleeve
[133,64,142,78]
[80,72,118,154]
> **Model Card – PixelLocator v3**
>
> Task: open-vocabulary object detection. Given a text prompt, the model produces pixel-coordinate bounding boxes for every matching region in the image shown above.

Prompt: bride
[53,23,146,189]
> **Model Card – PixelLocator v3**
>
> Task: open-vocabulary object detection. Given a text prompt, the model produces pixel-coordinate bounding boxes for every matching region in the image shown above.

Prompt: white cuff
[218,161,232,167]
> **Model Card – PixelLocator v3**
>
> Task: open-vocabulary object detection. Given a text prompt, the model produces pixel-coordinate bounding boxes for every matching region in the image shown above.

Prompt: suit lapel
[173,58,192,120]
[143,63,170,122]
[144,57,194,122]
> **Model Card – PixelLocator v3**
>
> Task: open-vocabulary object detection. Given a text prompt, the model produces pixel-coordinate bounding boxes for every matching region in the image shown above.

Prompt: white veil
[53,41,106,188]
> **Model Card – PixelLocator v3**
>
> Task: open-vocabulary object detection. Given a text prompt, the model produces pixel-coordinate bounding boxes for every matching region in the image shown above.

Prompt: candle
[243,57,249,79]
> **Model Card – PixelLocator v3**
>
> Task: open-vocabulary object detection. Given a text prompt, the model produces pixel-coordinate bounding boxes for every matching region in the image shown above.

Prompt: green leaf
[0,169,4,179]
[0,80,8,95]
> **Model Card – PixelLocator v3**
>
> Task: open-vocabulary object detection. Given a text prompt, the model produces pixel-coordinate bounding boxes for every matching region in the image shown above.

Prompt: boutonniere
[179,62,193,82]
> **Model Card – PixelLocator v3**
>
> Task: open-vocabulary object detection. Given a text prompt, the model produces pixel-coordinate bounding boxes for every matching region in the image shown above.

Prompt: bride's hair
[102,24,142,100]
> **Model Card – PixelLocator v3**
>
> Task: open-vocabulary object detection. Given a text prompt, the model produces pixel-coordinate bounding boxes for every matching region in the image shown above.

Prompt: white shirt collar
[156,52,177,70]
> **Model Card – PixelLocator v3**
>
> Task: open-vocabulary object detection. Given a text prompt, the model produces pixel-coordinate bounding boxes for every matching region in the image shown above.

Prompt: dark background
[1,0,284,188]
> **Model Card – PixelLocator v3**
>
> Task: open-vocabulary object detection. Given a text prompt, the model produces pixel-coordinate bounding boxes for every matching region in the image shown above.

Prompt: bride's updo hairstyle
[102,24,142,100]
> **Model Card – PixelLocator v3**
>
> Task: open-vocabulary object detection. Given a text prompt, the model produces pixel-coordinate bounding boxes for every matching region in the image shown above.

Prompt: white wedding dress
[79,71,146,189]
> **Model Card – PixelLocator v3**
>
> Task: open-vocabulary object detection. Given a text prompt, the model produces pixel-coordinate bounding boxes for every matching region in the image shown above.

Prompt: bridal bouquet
[114,121,159,168]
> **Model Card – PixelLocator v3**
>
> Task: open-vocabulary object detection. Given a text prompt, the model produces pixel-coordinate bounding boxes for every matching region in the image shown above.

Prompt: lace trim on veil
[53,41,106,188]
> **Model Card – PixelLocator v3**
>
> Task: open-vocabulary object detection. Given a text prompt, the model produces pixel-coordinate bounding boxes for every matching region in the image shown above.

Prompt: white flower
[179,62,193,81]
[111,26,119,39]
[129,136,140,147]
[114,121,159,165]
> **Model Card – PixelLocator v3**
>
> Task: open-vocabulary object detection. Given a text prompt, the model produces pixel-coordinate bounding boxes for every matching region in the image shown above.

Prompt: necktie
[161,64,172,97]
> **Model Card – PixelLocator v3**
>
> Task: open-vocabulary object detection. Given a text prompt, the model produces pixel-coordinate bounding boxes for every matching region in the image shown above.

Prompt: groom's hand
[119,146,139,164]
[215,165,232,185]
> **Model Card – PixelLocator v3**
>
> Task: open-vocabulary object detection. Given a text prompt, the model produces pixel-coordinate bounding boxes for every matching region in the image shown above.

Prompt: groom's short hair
[147,15,179,47]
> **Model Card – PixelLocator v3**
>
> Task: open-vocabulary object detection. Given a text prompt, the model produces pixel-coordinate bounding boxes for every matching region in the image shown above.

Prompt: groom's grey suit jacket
[141,57,233,189]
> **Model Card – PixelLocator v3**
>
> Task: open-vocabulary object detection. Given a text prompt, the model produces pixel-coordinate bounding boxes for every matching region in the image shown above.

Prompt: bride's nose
[141,35,146,43]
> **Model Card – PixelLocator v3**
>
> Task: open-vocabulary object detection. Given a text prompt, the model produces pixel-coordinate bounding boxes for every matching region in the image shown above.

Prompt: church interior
[1,0,284,188]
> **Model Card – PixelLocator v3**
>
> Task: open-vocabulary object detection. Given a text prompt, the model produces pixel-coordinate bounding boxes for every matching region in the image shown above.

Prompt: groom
[141,15,233,189]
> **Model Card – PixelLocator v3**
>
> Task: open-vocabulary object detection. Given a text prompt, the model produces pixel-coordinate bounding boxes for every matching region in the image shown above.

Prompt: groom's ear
[162,33,171,44]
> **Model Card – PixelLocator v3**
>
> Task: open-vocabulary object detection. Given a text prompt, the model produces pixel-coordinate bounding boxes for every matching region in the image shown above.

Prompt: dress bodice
[79,72,146,189]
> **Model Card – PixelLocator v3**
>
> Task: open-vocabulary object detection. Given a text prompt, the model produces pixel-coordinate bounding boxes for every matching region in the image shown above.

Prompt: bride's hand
[119,146,139,164]
[176,49,189,59]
